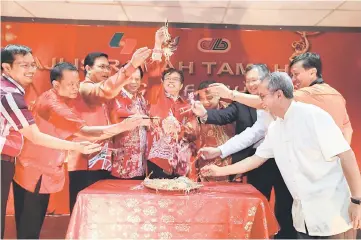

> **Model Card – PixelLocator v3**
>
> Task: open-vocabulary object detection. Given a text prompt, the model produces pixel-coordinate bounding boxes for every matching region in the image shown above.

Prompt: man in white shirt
[201,72,361,238]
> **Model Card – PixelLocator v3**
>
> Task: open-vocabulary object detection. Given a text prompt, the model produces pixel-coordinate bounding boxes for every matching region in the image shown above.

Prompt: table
[66,180,279,239]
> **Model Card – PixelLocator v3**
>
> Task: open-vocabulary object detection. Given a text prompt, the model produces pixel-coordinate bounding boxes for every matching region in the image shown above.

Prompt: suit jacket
[206,101,257,164]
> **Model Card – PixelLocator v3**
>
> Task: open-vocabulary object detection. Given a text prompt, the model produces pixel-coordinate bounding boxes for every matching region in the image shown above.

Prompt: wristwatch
[351,197,361,205]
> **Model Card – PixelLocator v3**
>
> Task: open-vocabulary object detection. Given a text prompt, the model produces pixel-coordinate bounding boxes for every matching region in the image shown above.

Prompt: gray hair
[262,72,294,99]
[245,64,270,81]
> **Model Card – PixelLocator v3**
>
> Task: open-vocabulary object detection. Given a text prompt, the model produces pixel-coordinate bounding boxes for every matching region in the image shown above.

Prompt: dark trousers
[297,225,356,239]
[108,175,145,180]
[147,161,179,179]
[1,159,15,239]
[68,170,110,214]
[13,177,50,239]
[246,158,296,239]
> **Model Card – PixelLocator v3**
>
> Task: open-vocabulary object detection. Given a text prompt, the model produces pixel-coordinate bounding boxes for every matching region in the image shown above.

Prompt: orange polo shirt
[294,83,352,136]
[14,89,86,194]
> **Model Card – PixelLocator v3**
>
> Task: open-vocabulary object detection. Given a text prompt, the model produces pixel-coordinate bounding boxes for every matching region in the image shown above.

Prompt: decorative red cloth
[66,180,279,239]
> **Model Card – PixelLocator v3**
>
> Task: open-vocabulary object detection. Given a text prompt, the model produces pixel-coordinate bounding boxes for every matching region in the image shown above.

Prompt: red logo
[197,38,231,53]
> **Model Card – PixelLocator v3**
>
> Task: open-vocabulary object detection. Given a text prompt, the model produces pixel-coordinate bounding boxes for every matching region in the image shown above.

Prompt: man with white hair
[202,72,361,239]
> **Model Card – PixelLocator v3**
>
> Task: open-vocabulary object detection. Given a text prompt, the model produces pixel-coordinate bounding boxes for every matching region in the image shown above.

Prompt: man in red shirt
[0,45,100,238]
[13,62,148,239]
[147,68,197,178]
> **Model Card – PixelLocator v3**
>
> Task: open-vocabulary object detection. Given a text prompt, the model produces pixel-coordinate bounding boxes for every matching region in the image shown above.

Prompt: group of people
[1,31,360,239]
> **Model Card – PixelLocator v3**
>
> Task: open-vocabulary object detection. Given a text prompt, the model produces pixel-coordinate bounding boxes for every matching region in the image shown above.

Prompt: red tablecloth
[66,180,279,239]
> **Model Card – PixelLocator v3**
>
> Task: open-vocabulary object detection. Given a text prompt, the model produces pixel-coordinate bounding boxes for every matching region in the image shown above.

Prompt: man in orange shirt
[204,52,353,144]
[13,62,148,239]
[67,47,151,213]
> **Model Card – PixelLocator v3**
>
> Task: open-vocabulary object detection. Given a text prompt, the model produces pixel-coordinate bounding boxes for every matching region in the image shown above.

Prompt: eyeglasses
[95,65,111,71]
[245,78,259,85]
[259,90,277,100]
[14,62,37,70]
[164,77,181,82]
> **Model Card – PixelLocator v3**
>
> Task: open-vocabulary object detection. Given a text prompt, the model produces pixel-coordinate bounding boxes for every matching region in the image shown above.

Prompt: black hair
[50,62,78,83]
[83,52,109,75]
[121,62,144,79]
[161,68,184,83]
[198,80,216,90]
[1,44,32,70]
[290,52,322,78]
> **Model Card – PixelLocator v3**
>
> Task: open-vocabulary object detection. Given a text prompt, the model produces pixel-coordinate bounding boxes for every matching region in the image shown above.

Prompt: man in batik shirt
[108,64,149,180]
[194,80,234,182]
[147,68,197,179]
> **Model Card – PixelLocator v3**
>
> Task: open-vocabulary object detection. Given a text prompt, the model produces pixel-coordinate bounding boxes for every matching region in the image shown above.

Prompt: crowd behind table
[1,28,360,239]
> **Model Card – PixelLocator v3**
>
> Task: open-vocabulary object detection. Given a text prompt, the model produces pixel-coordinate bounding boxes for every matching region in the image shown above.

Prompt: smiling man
[147,68,196,179]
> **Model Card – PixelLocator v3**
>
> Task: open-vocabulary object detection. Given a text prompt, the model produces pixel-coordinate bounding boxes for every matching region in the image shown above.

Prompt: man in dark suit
[193,64,296,239]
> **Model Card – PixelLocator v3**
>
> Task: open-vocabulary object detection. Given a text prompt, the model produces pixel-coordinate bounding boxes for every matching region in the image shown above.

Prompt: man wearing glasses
[147,68,197,179]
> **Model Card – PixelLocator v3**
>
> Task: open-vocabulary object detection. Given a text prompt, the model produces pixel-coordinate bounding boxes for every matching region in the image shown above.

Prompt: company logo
[197,38,231,53]
[109,32,124,47]
[110,32,138,54]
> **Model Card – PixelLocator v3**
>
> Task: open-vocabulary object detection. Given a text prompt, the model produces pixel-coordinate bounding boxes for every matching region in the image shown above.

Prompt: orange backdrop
[2,21,361,215]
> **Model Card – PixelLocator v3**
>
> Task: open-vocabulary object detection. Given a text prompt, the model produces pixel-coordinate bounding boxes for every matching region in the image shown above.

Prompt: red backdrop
[2,21,361,215]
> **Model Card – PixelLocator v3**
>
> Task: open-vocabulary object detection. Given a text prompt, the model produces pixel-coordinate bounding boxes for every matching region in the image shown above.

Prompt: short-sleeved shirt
[0,75,35,158]
[14,89,85,193]
[256,101,352,236]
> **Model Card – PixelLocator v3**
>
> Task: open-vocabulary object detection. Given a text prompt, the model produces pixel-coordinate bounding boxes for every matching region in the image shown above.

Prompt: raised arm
[206,83,263,109]
[79,47,151,103]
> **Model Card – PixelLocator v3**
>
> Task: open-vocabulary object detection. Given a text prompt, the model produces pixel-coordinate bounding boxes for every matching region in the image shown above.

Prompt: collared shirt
[294,81,352,136]
[14,89,86,193]
[109,88,148,179]
[147,87,195,175]
[218,80,352,159]
[256,101,352,236]
[0,75,35,158]
[121,87,134,100]
[218,110,273,158]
